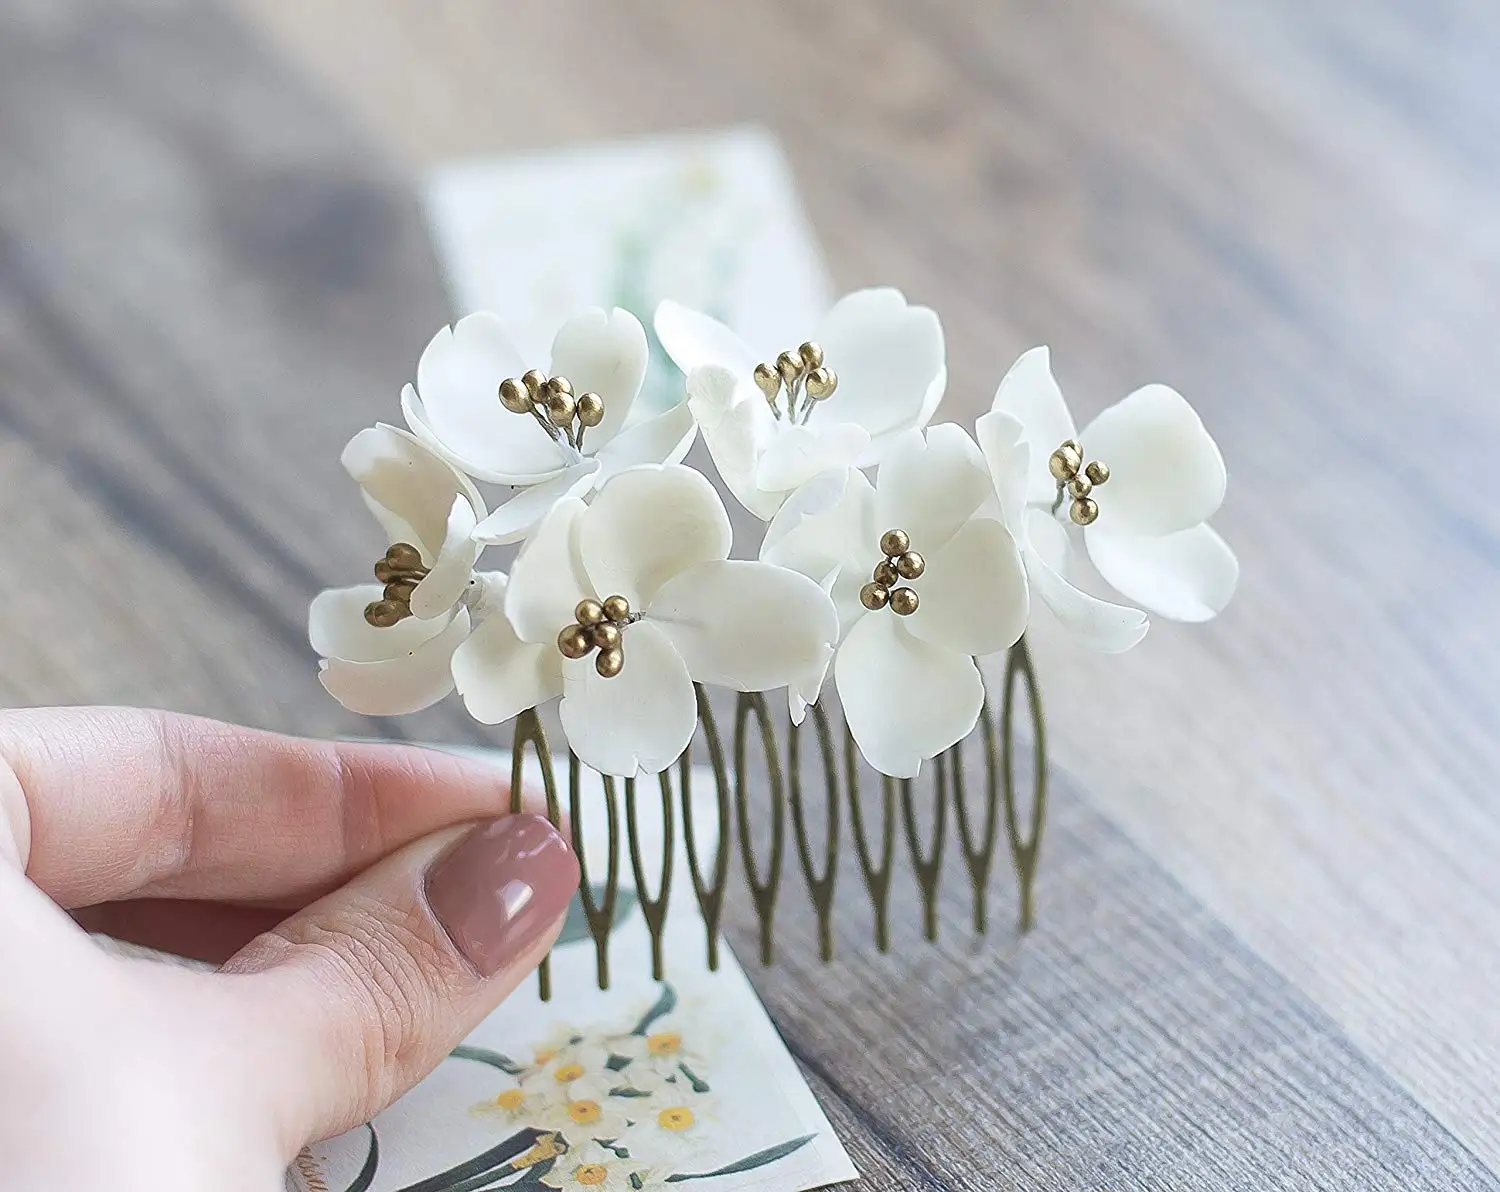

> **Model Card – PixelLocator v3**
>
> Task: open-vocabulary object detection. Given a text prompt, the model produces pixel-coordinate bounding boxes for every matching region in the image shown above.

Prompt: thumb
[221,813,578,1151]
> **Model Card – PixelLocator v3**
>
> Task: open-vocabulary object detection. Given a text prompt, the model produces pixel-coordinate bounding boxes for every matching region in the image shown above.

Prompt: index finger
[0,707,529,908]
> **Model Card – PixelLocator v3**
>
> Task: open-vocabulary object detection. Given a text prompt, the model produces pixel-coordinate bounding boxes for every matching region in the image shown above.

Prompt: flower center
[573,1165,609,1187]
[498,369,603,453]
[646,1031,682,1056]
[568,1099,602,1124]
[859,528,925,616]
[557,596,639,678]
[1048,439,1111,526]
[494,1088,525,1111]
[753,340,839,424]
[553,1062,586,1083]
[363,542,430,626]
[658,1106,695,1131]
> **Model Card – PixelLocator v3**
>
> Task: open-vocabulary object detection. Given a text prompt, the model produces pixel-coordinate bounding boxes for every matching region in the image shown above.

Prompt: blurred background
[1,2,1496,1186]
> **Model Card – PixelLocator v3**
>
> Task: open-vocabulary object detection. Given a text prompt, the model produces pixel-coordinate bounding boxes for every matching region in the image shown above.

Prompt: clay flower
[452,464,839,778]
[401,308,697,543]
[309,424,493,715]
[979,347,1236,636]
[653,288,945,519]
[762,426,1029,778]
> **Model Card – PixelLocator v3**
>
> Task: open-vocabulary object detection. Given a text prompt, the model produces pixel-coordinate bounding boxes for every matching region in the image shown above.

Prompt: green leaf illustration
[557,884,639,947]
[448,1044,525,1076]
[664,1133,817,1183]
[338,1124,379,1192]
[630,1174,645,1190]
[391,1127,552,1192]
[608,1086,654,1098]
[604,1052,633,1072]
[629,984,677,1035]
[677,1062,709,1094]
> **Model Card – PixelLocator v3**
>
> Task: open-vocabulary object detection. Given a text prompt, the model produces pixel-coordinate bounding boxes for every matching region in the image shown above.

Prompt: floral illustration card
[421,125,832,415]
[289,746,858,1192]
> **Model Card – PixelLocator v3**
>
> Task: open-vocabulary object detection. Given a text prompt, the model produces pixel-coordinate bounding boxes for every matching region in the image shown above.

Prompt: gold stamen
[879,529,909,557]
[1050,440,1110,525]
[860,582,890,611]
[889,587,920,616]
[577,392,605,428]
[558,624,593,659]
[363,542,429,626]
[558,594,636,676]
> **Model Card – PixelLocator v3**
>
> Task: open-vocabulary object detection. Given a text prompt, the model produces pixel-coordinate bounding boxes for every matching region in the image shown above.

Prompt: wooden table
[3,1,1497,1187]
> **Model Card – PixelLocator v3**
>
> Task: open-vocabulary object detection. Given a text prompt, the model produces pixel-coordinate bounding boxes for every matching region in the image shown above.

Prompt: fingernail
[424,814,579,976]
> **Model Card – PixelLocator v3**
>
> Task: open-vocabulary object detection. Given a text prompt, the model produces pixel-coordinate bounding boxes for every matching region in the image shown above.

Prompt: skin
[0,707,566,1192]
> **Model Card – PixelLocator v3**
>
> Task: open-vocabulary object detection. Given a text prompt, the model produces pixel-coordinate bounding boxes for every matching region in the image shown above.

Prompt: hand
[0,707,579,1192]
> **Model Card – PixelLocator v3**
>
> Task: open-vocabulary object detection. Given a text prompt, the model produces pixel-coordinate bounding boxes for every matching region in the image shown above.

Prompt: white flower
[452,464,840,778]
[977,347,1237,643]
[762,426,1029,778]
[540,1139,636,1190]
[401,308,698,544]
[653,288,945,520]
[309,424,489,715]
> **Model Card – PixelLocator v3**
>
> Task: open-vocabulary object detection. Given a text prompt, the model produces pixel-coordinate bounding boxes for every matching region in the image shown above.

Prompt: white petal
[407,314,572,484]
[812,288,946,462]
[451,606,564,725]
[1086,522,1238,622]
[905,518,1028,658]
[471,462,600,546]
[592,397,698,483]
[312,589,470,716]
[505,498,591,644]
[560,621,697,777]
[761,466,874,585]
[1081,384,1227,536]
[1024,514,1148,652]
[410,493,480,618]
[653,300,760,378]
[835,613,984,779]
[974,409,1031,533]
[310,584,448,661]
[579,465,732,608]
[686,365,782,520]
[549,307,649,449]
[988,347,1078,507]
[649,559,839,696]
[341,424,483,562]
[754,421,870,493]
[875,424,994,556]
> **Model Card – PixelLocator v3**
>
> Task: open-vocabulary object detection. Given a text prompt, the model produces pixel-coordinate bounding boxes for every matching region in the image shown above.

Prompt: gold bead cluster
[753,341,838,423]
[499,370,604,450]
[859,528,924,616]
[1048,440,1111,526]
[363,542,430,627]
[557,595,633,678]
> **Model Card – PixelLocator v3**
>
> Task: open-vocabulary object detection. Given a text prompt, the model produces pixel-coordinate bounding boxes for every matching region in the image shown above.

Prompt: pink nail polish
[424,814,578,976]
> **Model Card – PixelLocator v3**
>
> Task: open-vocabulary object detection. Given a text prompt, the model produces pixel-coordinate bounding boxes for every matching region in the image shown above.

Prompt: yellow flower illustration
[645,1031,682,1057]
[657,1106,694,1131]
[568,1099,603,1125]
[553,1062,586,1084]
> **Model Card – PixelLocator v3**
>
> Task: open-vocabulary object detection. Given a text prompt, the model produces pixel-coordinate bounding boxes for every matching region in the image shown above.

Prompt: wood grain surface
[1,0,1495,1187]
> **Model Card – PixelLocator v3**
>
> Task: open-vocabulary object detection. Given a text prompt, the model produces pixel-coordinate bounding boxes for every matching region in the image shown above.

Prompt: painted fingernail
[424,814,578,976]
